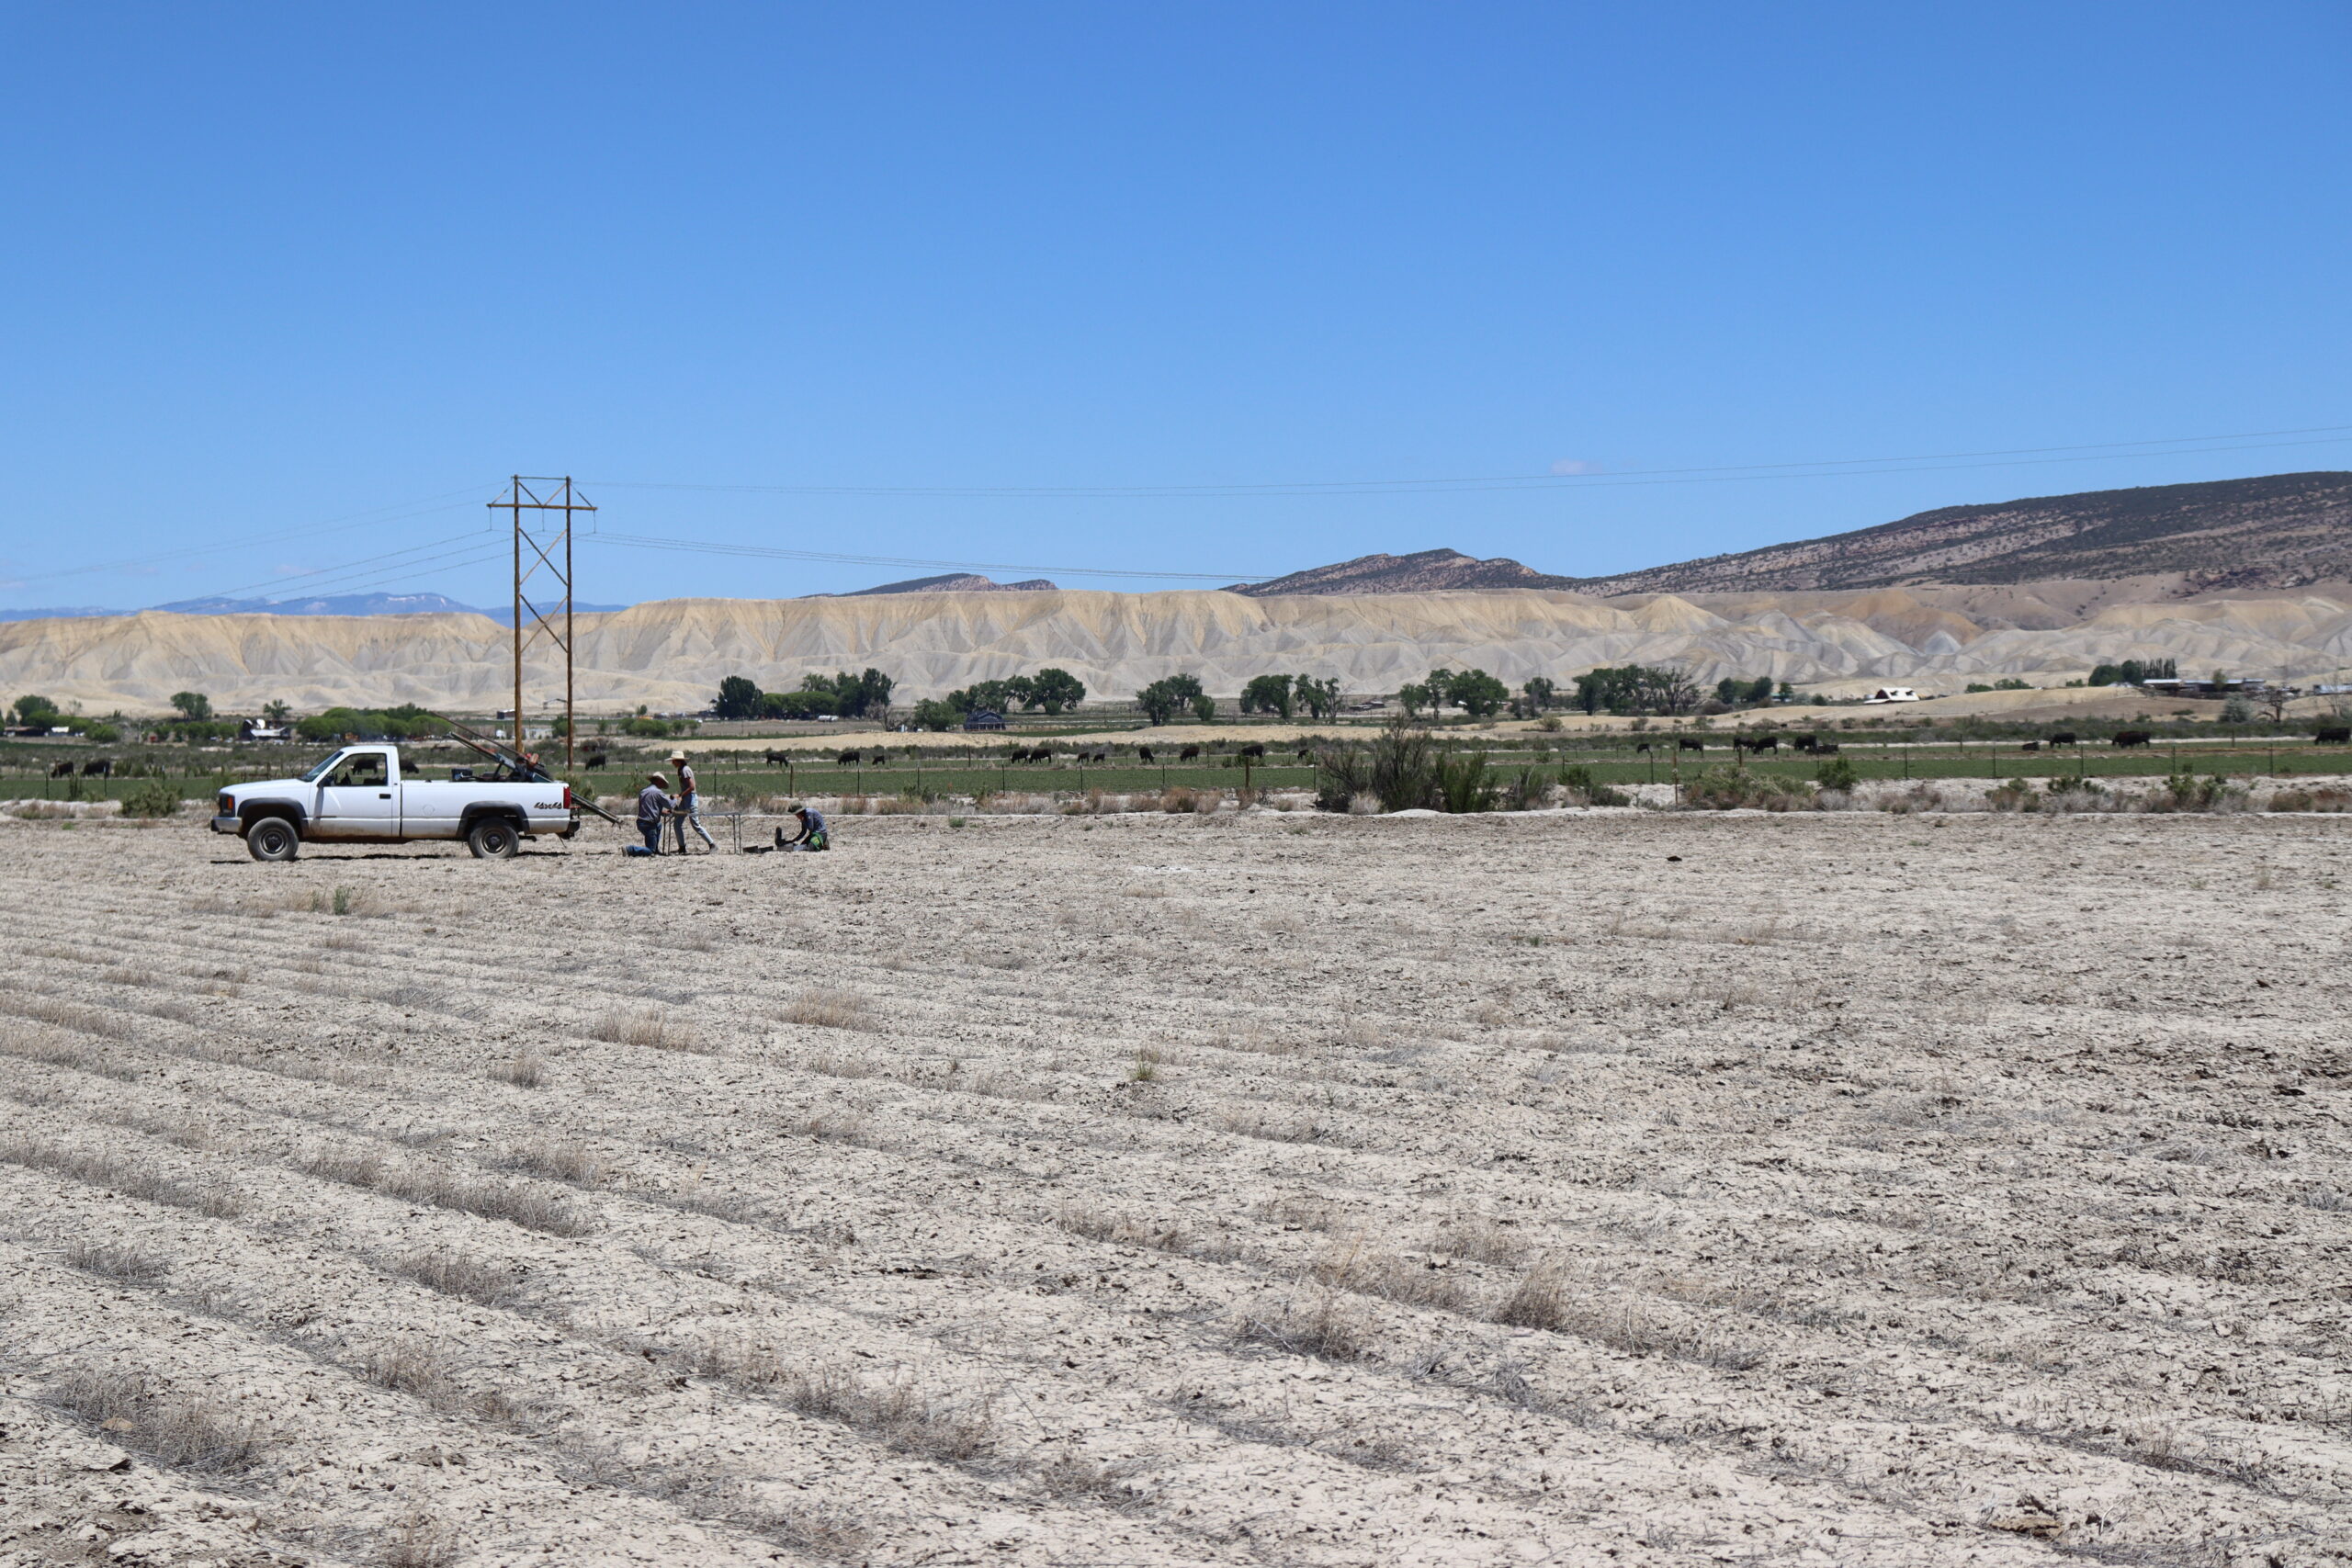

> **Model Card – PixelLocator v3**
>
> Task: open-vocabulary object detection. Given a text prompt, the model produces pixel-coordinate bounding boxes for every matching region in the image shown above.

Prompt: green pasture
[8,732,2352,807]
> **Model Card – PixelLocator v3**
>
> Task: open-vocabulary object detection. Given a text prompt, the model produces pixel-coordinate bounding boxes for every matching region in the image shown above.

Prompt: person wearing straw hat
[668,750,716,854]
[635,773,675,854]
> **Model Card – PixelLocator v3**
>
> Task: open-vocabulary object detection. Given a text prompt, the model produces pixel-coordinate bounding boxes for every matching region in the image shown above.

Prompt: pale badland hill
[8,585,2352,716]
[9,473,2352,714]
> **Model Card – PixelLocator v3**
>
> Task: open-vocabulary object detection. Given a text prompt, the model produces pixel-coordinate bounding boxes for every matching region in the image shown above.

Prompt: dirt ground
[2,810,2348,1568]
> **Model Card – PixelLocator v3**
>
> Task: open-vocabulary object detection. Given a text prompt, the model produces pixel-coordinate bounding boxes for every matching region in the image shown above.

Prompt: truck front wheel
[467,818,521,860]
[246,818,300,863]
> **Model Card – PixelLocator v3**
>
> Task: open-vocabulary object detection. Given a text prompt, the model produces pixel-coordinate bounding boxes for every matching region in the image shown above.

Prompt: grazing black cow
[1180,745,1201,761]
[2113,729,2153,749]
[2049,731,2077,748]
[1033,747,1056,763]
[1634,742,1651,754]
[82,759,112,777]
[1678,739,1704,752]
[2317,727,2351,746]
[1793,735,1821,752]
[48,761,72,778]
[1238,742,1266,761]
[1137,746,1154,762]
[836,750,859,765]
[1738,735,1779,754]
[867,750,887,765]
[1814,740,1839,754]
[760,749,786,766]
[2019,740,2040,753]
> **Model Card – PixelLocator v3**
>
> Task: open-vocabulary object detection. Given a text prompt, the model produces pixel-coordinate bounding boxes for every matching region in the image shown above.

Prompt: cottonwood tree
[1239,674,1295,720]
[1295,675,1342,720]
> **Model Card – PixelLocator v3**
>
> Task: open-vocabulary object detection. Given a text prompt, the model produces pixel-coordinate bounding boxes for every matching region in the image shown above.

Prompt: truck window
[324,754,388,789]
[300,750,350,784]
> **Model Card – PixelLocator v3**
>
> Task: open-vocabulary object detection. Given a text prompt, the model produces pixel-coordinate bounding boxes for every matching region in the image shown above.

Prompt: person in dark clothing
[775,802,829,852]
[637,773,675,853]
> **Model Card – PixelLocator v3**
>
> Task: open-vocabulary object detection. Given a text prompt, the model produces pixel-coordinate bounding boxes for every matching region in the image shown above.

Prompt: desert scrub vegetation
[781,987,876,1031]
[590,1006,707,1053]
[1492,1267,1763,1370]
[1681,770,1815,811]
[63,1239,171,1286]
[486,1050,547,1088]
[684,1342,998,1463]
[1057,1201,1253,1262]
[49,1366,263,1472]
[117,777,184,818]
[1233,1287,1371,1362]
[1312,1235,1474,1313]
[0,1135,243,1217]
[291,1146,595,1236]
[390,1247,523,1305]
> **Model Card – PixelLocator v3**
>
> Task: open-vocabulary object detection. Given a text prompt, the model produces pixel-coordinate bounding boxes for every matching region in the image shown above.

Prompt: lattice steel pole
[492,476,595,771]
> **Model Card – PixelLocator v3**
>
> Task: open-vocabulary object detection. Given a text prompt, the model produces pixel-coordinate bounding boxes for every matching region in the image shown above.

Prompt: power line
[585,532,1268,581]
[183,529,497,603]
[6,489,490,584]
[582,422,2352,499]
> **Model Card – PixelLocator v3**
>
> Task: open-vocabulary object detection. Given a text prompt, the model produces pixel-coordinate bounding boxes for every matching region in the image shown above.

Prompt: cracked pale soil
[1,809,2347,1567]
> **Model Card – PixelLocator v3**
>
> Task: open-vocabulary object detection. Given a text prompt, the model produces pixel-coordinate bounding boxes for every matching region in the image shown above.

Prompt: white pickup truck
[210,743,581,862]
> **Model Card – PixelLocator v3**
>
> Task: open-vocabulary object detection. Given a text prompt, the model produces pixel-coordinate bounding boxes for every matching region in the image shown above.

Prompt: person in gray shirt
[637,774,675,853]
[668,750,717,853]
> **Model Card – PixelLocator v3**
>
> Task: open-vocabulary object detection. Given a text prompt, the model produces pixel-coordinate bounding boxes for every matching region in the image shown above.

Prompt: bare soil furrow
[6,811,2350,1563]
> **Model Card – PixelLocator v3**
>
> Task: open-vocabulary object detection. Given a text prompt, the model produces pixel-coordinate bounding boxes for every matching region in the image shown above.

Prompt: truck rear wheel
[467,818,521,860]
[246,817,300,863]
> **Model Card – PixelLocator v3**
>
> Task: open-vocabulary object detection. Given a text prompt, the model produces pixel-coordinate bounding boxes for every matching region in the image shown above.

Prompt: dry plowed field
[2,810,2349,1567]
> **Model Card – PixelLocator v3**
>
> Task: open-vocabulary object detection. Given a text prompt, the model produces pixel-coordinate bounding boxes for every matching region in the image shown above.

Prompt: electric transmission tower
[490,476,595,769]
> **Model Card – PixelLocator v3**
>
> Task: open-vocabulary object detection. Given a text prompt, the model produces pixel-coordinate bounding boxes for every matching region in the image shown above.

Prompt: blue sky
[1,2,2346,608]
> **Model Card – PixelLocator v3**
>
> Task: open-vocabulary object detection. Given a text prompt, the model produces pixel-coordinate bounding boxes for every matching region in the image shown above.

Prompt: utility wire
[185,529,497,604]
[585,532,1265,581]
[7,489,490,584]
[583,423,2352,499]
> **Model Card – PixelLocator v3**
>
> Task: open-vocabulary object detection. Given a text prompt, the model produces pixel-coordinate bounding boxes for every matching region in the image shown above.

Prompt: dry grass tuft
[690,1342,995,1463]
[1312,1235,1473,1313]
[782,987,877,1032]
[392,1248,522,1305]
[1,1136,244,1218]
[497,1139,606,1187]
[1492,1267,1761,1370]
[591,1006,709,1053]
[1431,1214,1532,1267]
[1214,1109,1368,1149]
[1057,1202,1254,1263]
[1234,1290,1370,1361]
[0,1028,140,1080]
[295,1145,595,1236]
[1035,1452,1148,1508]
[363,1335,464,1405]
[49,1367,262,1472]
[63,1240,171,1286]
[486,1051,547,1088]
[786,1365,997,1462]
[382,1510,462,1568]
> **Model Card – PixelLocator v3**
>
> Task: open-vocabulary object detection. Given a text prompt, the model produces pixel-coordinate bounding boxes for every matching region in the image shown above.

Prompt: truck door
[312,749,400,839]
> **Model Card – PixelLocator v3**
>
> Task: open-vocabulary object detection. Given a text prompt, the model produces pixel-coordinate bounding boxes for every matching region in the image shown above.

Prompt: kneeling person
[775,803,829,852]
[637,773,675,853]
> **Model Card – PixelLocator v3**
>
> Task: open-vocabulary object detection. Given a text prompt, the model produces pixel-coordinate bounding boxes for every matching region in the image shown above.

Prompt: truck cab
[212,743,580,862]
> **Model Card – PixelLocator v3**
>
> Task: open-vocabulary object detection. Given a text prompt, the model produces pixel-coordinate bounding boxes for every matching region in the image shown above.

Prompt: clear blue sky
[2,3,2346,609]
